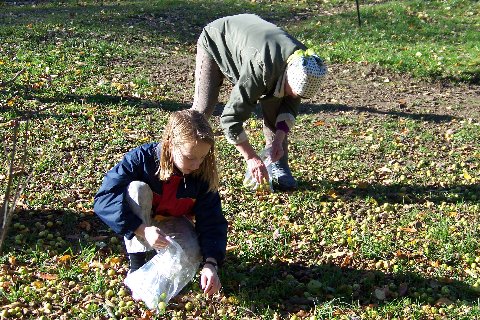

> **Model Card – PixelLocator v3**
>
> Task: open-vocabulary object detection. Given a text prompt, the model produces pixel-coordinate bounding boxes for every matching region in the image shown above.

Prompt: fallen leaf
[327,189,338,199]
[399,227,417,233]
[350,129,361,136]
[328,250,349,258]
[394,250,409,259]
[37,272,58,280]
[465,269,476,277]
[435,297,454,306]
[332,309,343,316]
[341,255,352,267]
[111,82,125,90]
[0,281,12,289]
[89,261,107,269]
[314,120,325,126]
[378,167,392,173]
[58,255,72,264]
[365,135,374,141]
[8,256,17,266]
[108,257,122,265]
[78,221,91,231]
[226,245,239,252]
[80,262,90,271]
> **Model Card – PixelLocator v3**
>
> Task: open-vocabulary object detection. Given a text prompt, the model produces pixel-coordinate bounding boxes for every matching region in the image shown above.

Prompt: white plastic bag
[243,147,273,193]
[124,216,202,309]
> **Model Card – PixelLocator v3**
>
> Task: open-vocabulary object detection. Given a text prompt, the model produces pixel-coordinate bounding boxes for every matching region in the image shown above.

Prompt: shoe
[128,252,147,272]
[266,156,298,191]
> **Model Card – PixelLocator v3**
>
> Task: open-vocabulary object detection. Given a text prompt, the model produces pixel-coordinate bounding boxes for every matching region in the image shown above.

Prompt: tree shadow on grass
[245,102,457,124]
[299,103,459,123]
[2,0,308,45]
[35,93,190,111]
[221,254,480,318]
[2,208,121,258]
[0,89,190,122]
[297,179,480,206]
[4,209,479,317]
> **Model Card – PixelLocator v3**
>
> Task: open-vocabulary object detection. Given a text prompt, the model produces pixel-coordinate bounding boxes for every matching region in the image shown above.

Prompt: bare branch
[0,68,26,88]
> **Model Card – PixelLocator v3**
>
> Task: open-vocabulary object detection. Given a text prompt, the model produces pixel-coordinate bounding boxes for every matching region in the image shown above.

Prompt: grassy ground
[1,0,479,319]
[296,0,480,83]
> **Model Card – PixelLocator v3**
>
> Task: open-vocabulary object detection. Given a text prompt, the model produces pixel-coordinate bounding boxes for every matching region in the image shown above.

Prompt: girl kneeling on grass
[94,109,227,297]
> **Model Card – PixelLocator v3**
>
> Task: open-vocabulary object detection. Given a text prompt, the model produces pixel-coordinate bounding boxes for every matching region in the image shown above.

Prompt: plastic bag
[243,147,273,193]
[124,216,202,310]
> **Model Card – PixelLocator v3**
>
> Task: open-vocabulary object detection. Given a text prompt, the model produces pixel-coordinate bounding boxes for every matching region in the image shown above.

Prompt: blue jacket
[94,143,228,264]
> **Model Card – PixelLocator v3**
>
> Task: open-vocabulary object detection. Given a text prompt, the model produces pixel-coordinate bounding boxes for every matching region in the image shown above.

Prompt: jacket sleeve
[220,61,266,144]
[93,147,148,239]
[194,188,228,266]
[275,96,301,131]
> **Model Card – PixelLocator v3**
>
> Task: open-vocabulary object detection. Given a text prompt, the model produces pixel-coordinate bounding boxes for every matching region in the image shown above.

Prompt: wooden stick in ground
[11,119,31,212]
[0,120,19,253]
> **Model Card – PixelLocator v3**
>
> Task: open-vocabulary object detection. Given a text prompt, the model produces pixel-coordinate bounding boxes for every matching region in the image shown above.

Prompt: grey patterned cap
[286,49,328,99]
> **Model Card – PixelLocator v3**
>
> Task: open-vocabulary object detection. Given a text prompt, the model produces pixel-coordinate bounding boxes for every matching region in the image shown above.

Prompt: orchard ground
[1,0,479,319]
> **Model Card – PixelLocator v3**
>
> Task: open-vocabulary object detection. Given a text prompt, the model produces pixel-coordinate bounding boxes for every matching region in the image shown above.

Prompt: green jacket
[198,14,305,144]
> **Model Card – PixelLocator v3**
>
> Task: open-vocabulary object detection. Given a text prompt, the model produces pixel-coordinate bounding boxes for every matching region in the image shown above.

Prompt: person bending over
[192,14,328,191]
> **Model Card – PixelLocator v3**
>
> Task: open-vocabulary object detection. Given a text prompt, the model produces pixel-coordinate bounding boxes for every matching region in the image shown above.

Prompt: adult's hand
[269,130,286,163]
[247,156,269,184]
[235,140,269,183]
[270,140,284,163]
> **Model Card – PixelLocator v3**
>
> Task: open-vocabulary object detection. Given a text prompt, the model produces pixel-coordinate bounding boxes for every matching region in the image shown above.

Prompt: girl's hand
[143,226,169,249]
[247,156,269,184]
[200,263,221,296]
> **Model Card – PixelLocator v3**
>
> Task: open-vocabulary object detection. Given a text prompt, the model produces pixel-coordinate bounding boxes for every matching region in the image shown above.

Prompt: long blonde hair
[158,109,219,192]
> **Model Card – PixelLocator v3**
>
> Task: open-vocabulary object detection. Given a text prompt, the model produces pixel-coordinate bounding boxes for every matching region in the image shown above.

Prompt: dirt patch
[310,63,480,121]
[149,53,479,122]
[147,54,197,104]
